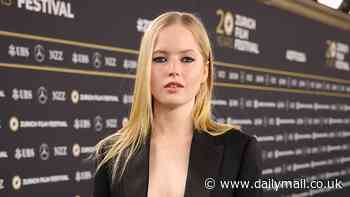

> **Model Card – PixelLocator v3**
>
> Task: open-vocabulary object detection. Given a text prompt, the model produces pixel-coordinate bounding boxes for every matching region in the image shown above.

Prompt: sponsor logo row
[3,115,125,132]
[217,117,350,126]
[3,116,348,132]
[7,43,137,69]
[261,143,350,160]
[212,98,350,111]
[257,130,350,143]
[0,87,133,104]
[0,143,94,161]
[215,70,350,93]
[3,86,349,112]
[263,164,350,177]
[0,170,93,192]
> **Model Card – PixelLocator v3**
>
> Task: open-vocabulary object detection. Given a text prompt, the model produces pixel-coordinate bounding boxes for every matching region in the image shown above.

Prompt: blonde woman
[93,11,262,197]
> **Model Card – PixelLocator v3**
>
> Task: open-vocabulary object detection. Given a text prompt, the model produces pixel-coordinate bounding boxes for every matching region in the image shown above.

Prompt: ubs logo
[39,143,50,160]
[34,44,45,63]
[0,0,12,6]
[37,86,48,104]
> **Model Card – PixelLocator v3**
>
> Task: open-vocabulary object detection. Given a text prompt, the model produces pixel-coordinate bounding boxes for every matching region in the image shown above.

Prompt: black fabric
[93,128,262,197]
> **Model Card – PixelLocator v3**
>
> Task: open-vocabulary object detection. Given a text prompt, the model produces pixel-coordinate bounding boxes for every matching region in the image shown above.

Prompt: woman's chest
[147,143,191,197]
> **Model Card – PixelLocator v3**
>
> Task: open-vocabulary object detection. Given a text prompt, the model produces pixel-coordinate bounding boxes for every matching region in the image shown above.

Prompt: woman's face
[151,23,208,109]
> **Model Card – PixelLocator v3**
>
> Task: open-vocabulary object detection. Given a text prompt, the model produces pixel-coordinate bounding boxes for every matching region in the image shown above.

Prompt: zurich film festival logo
[12,175,21,190]
[215,9,234,48]
[72,143,81,158]
[325,40,337,67]
[39,143,50,160]
[9,116,20,133]
[15,0,75,19]
[0,150,8,159]
[71,90,79,104]
[324,40,349,72]
[215,9,259,54]
[37,86,48,104]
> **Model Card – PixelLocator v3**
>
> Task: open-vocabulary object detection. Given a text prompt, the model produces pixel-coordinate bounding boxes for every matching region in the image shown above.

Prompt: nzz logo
[0,0,12,6]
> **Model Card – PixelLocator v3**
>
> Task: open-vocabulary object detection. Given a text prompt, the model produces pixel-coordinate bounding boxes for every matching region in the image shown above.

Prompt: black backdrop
[0,0,349,196]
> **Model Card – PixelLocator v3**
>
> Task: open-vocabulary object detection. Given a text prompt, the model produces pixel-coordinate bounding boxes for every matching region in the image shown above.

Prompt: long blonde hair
[94,11,240,183]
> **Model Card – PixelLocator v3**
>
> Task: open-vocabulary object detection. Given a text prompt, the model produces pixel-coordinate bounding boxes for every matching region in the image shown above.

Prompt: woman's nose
[168,59,181,77]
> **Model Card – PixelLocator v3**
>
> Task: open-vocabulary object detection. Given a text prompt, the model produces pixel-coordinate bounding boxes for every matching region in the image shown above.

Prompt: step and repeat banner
[0,0,349,197]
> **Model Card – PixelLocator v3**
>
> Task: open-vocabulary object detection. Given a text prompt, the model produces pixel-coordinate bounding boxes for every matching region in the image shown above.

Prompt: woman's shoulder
[213,128,262,169]
[207,127,260,158]
[217,127,258,145]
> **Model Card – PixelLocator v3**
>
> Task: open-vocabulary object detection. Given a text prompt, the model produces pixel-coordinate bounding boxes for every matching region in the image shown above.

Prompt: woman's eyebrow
[153,49,195,54]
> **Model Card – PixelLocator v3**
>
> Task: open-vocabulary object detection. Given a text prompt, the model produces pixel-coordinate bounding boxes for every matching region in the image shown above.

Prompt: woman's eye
[182,56,194,63]
[152,56,167,63]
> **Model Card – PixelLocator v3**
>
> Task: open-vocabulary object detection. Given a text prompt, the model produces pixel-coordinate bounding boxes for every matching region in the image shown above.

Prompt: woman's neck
[151,99,195,140]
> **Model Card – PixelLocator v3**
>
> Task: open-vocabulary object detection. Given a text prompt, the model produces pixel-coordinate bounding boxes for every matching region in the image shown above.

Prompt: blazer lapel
[122,134,150,197]
[184,130,224,197]
[122,130,224,197]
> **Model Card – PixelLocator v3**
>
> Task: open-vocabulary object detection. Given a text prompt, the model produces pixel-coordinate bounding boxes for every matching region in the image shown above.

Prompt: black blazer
[93,128,262,197]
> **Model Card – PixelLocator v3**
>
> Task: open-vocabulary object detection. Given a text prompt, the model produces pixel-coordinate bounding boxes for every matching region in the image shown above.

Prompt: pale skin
[148,23,208,197]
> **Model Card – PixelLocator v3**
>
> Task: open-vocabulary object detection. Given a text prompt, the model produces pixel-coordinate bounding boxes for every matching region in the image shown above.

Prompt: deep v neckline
[121,129,225,197]
[145,132,193,197]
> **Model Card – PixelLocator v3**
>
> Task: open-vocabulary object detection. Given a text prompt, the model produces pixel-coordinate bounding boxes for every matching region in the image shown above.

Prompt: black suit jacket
[93,128,262,197]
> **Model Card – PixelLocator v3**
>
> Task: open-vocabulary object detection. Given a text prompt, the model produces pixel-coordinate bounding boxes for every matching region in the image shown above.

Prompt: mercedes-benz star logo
[94,116,103,132]
[37,86,48,104]
[39,143,50,160]
[34,45,45,62]
[92,52,103,68]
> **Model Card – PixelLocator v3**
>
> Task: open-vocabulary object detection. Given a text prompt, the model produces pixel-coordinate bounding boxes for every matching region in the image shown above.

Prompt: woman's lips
[164,81,184,88]
[164,81,184,93]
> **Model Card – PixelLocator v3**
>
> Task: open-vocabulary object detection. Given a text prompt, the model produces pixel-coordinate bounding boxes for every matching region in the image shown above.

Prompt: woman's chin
[153,95,195,110]
[156,99,189,109]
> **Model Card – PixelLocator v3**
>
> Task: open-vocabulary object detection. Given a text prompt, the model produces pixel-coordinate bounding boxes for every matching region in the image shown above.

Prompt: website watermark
[204,177,343,191]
